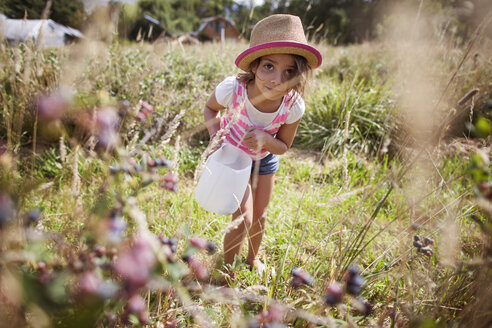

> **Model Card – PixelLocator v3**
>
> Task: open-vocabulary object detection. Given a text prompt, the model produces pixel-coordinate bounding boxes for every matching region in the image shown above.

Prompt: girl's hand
[243,127,269,152]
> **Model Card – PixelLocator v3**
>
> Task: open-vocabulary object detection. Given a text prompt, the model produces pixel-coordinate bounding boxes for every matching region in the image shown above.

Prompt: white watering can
[195,143,252,215]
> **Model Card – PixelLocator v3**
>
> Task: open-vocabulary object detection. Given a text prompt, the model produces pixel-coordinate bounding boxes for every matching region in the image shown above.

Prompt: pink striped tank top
[220,80,295,160]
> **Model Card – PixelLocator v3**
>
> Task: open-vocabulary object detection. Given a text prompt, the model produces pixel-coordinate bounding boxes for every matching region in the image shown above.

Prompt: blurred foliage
[0,0,86,29]
[1,0,490,46]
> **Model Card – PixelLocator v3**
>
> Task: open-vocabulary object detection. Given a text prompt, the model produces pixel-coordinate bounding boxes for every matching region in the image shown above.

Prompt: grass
[0,28,491,327]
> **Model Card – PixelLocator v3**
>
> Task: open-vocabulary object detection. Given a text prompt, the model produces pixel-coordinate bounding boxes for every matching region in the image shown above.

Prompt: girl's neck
[246,81,282,113]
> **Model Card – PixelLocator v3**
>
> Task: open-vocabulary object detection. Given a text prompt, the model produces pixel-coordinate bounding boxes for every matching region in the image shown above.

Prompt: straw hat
[235,14,322,71]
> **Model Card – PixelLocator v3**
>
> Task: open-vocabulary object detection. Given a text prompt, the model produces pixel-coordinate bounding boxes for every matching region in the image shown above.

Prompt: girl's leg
[223,184,253,268]
[247,173,275,269]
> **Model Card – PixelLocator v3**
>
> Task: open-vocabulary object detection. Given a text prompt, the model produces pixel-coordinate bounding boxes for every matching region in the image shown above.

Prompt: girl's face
[252,54,297,101]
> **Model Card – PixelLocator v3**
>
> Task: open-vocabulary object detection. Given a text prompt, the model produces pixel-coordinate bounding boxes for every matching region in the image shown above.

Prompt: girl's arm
[243,119,301,155]
[204,90,225,138]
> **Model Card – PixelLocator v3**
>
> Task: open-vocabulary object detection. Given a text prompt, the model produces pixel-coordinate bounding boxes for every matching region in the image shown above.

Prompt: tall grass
[0,20,491,327]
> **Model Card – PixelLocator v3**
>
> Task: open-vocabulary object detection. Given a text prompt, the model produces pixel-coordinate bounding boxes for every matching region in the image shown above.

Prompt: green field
[1,23,492,328]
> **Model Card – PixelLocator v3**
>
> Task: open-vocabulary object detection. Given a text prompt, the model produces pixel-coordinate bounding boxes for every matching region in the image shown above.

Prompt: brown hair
[236,55,311,97]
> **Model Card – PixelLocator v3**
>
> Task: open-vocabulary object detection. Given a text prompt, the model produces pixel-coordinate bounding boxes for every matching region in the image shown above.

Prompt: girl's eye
[263,63,274,71]
[284,69,296,78]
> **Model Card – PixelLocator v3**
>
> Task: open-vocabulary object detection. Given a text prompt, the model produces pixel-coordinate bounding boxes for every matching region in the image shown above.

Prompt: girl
[203,14,322,273]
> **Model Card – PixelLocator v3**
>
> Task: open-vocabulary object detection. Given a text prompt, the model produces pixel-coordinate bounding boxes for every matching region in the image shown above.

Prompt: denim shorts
[251,153,279,175]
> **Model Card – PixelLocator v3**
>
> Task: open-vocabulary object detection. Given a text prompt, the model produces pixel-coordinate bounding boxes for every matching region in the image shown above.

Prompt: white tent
[0,14,83,47]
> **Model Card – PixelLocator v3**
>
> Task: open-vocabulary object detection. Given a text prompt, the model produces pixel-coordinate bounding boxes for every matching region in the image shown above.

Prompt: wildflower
[291,267,314,288]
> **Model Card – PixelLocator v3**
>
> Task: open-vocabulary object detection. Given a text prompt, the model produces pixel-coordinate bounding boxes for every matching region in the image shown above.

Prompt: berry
[127,294,146,314]
[420,246,433,257]
[27,208,42,224]
[78,271,103,295]
[347,264,360,277]
[184,255,209,280]
[133,164,143,172]
[291,267,313,288]
[423,237,434,246]
[189,236,216,254]
[356,297,373,316]
[95,245,107,257]
[413,240,423,249]
[138,311,152,325]
[414,235,421,241]
[324,281,343,306]
[258,303,285,323]
[161,172,179,192]
[159,156,171,167]
[346,275,364,296]
[37,261,47,272]
[37,94,67,121]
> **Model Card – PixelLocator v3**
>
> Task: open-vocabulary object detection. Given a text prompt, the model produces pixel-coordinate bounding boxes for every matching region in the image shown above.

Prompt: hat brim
[235,41,322,71]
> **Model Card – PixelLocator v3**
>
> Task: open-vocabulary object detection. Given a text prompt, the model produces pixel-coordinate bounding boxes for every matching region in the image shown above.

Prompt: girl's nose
[271,71,282,85]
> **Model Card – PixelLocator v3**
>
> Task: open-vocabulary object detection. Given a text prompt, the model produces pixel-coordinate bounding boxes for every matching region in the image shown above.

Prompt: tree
[1,0,86,28]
